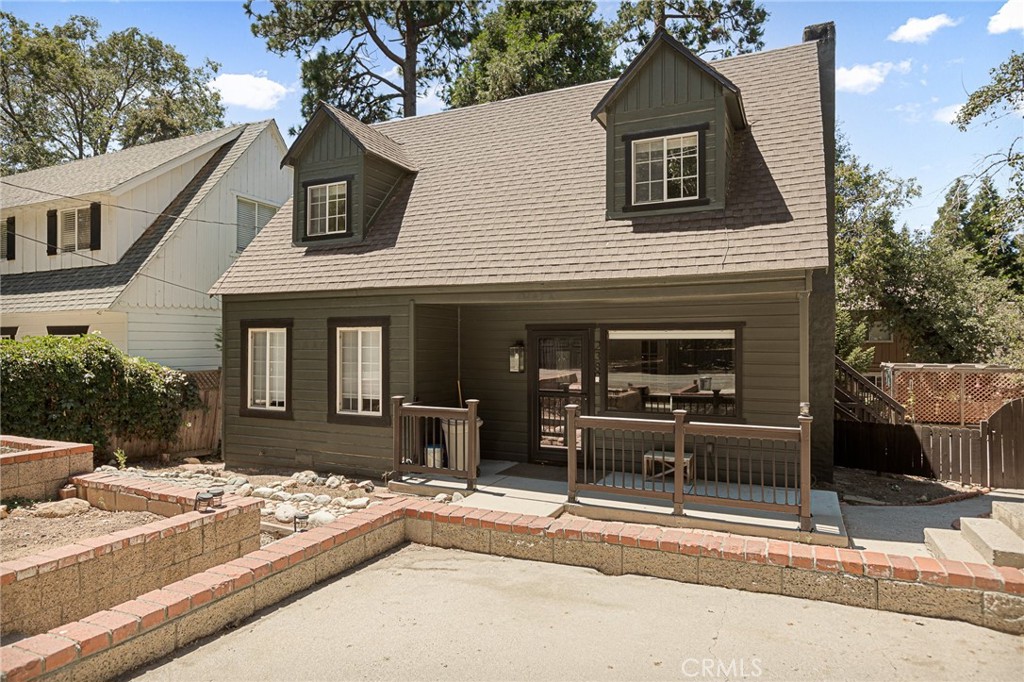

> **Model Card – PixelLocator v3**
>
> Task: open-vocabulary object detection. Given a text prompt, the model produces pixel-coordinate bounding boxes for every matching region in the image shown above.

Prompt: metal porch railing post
[798,403,813,532]
[466,399,479,490]
[566,404,578,503]
[391,396,405,485]
[672,410,688,515]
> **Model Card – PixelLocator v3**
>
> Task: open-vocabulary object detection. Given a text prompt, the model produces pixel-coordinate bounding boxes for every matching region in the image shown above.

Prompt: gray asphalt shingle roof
[0,125,247,209]
[0,122,268,313]
[213,42,829,297]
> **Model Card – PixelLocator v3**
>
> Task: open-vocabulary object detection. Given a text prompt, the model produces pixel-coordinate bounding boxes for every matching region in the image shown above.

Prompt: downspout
[408,299,416,402]
[799,271,812,405]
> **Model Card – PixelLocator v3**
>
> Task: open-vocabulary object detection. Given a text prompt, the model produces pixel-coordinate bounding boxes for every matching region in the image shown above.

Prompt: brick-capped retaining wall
[2,497,1022,682]
[0,477,261,639]
[0,437,93,501]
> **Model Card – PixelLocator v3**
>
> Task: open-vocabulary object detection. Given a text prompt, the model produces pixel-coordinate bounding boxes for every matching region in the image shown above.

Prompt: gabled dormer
[282,102,416,247]
[592,29,747,220]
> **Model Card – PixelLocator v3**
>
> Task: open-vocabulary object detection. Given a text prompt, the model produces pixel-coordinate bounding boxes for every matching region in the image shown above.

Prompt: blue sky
[6,0,1023,227]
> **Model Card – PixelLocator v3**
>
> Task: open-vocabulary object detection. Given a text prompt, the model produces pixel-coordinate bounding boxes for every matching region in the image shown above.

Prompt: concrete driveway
[128,545,1022,682]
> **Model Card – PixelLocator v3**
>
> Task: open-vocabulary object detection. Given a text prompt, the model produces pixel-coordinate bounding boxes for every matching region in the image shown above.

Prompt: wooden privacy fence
[566,404,813,531]
[834,398,1024,488]
[882,363,1024,425]
[108,369,222,461]
[391,396,480,490]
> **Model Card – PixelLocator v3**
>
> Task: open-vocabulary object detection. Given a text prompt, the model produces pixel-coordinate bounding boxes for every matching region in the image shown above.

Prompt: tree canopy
[245,0,481,126]
[448,0,614,107]
[0,13,224,174]
[613,0,768,61]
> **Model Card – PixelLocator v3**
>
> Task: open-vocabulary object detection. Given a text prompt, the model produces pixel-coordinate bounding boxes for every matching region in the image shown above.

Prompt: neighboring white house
[0,121,292,370]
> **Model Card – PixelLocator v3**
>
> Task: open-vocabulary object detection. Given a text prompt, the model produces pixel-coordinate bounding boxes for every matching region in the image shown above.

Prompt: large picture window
[248,327,288,410]
[604,328,739,418]
[306,180,348,236]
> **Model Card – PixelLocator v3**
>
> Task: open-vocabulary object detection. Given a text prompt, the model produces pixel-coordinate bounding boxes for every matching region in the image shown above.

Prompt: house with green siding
[211,25,837,486]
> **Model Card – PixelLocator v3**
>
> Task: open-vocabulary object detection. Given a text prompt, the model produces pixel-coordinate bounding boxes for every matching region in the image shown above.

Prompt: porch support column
[408,299,416,401]
[798,273,812,405]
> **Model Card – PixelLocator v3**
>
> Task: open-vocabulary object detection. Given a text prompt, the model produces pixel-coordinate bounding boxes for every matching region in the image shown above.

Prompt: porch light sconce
[293,512,309,533]
[509,341,526,373]
[208,488,225,508]
[194,491,214,513]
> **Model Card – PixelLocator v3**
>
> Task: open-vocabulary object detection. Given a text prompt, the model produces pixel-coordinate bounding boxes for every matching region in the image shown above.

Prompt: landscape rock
[33,498,91,518]
[0,505,7,520]
[308,510,337,527]
[251,487,276,499]
[236,484,254,497]
[183,457,202,465]
[358,480,375,492]
[280,479,299,489]
[313,494,332,505]
[291,493,315,503]
[227,476,248,486]
[325,477,342,489]
[346,497,370,510]
[274,505,297,523]
[433,493,451,503]
[452,492,465,502]
[270,491,293,502]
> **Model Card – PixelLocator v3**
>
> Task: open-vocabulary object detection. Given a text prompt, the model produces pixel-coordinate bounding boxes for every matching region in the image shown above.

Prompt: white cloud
[416,84,447,117]
[836,61,906,94]
[989,0,1024,34]
[892,103,923,123]
[888,14,961,43]
[209,73,291,110]
[933,103,963,124]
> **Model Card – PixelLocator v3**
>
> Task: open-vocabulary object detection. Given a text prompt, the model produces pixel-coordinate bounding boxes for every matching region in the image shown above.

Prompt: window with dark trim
[601,325,742,420]
[306,179,349,237]
[47,325,89,337]
[0,327,17,340]
[240,319,293,419]
[623,124,709,212]
[328,317,390,426]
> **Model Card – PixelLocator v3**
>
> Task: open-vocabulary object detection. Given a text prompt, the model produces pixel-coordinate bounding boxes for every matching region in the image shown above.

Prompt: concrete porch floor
[390,460,848,546]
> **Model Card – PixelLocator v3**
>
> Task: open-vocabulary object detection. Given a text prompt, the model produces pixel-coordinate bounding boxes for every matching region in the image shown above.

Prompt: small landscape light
[294,512,309,533]
[208,488,225,507]
[194,491,214,513]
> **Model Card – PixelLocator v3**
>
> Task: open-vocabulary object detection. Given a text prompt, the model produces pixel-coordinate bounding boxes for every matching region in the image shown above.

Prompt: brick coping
[3,483,1022,681]
[0,437,92,465]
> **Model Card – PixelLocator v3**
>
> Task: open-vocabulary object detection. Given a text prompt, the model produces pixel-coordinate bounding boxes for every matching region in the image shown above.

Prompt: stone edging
[2,496,1023,682]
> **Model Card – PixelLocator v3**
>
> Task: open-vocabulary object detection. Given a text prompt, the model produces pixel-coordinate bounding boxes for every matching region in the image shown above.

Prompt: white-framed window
[60,207,91,252]
[336,326,382,415]
[632,133,699,205]
[248,328,287,410]
[236,197,278,252]
[307,181,348,236]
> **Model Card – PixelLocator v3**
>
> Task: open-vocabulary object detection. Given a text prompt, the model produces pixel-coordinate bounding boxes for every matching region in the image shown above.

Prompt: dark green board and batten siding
[221,277,816,478]
[289,119,407,245]
[605,44,735,218]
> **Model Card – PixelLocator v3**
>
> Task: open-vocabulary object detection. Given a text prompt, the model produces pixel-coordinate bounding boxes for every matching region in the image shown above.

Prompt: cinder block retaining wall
[0,437,93,501]
[3,496,1022,682]
[0,476,261,640]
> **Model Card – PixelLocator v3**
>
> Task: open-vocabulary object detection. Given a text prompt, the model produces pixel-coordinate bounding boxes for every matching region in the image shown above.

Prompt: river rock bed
[92,465,393,526]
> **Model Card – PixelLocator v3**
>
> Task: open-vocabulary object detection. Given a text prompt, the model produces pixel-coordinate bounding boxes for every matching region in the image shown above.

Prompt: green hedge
[0,333,201,452]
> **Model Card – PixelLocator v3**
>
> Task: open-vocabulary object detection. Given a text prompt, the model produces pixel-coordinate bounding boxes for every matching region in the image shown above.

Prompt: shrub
[0,333,201,453]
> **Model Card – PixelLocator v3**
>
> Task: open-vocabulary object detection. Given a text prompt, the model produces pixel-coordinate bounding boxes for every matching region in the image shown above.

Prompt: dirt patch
[0,508,162,562]
[816,466,981,506]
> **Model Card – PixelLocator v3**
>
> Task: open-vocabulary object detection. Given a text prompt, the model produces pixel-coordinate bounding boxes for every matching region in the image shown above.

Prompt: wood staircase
[835,355,907,424]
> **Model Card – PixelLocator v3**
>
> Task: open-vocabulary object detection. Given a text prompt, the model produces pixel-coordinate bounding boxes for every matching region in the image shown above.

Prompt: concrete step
[992,502,1024,540]
[961,517,1024,568]
[924,528,987,565]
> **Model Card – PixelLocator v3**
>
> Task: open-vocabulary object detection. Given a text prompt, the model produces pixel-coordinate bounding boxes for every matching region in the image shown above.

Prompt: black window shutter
[46,209,57,255]
[89,202,101,250]
[5,216,14,260]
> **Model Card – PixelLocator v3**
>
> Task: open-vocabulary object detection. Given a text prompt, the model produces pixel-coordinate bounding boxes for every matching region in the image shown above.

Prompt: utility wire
[7,231,220,299]
[0,178,263,229]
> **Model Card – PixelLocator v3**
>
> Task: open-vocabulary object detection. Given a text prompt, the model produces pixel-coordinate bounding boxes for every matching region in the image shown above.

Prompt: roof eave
[110,126,245,197]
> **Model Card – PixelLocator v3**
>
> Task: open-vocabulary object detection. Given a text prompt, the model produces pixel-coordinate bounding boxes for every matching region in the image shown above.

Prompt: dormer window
[306,179,349,237]
[624,125,707,211]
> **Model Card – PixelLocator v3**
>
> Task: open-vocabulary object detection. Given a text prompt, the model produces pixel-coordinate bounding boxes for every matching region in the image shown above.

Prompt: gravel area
[0,508,162,562]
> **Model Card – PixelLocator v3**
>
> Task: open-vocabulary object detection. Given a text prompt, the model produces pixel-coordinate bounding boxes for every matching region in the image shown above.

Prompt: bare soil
[816,466,980,506]
[0,508,162,562]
